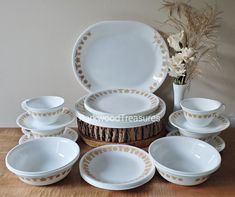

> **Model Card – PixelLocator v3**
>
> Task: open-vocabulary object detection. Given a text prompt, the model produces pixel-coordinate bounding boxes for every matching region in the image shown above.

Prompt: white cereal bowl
[149,136,221,186]
[180,98,225,127]
[5,137,80,185]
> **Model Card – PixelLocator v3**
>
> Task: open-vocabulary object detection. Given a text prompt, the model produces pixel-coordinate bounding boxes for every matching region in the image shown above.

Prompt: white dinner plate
[79,144,155,190]
[72,21,169,92]
[84,89,159,117]
[169,110,230,134]
[16,108,75,132]
[18,128,78,144]
[167,131,225,152]
[75,96,166,128]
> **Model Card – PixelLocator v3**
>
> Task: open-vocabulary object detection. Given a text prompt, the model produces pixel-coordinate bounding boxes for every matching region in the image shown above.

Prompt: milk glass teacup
[180,98,225,127]
[21,96,64,125]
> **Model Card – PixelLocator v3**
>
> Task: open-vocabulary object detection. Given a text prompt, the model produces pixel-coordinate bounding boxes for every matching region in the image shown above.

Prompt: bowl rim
[180,97,222,114]
[178,129,221,138]
[24,96,65,112]
[5,137,80,176]
[148,136,221,176]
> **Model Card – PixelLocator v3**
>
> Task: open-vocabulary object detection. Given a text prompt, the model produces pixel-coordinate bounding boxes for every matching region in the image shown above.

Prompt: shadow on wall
[189,21,235,127]
[155,21,235,128]
[155,75,173,125]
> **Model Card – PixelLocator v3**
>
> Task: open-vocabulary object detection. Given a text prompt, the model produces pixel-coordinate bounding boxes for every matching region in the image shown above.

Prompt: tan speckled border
[30,130,64,138]
[19,108,74,125]
[74,31,92,89]
[73,29,169,92]
[158,170,208,183]
[173,111,229,124]
[86,89,159,109]
[19,168,71,183]
[28,108,63,117]
[183,111,216,119]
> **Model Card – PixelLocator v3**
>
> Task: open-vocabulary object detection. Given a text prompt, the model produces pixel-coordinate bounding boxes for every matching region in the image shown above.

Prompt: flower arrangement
[158,1,222,85]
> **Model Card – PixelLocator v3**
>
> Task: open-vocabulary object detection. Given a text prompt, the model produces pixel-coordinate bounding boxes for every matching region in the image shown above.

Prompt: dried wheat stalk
[158,0,222,84]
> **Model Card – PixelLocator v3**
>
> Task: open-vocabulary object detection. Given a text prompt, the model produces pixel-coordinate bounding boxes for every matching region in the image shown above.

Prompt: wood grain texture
[0,128,235,197]
[77,119,164,147]
[79,131,166,148]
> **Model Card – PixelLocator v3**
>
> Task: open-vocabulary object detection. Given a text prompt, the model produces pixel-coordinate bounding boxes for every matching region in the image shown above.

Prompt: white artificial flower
[181,47,196,63]
[168,53,186,78]
[167,30,186,51]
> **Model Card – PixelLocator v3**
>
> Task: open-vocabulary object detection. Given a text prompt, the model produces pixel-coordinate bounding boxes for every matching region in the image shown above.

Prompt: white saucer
[169,110,230,134]
[84,89,159,117]
[167,131,225,152]
[79,144,155,190]
[16,108,75,132]
[18,128,78,144]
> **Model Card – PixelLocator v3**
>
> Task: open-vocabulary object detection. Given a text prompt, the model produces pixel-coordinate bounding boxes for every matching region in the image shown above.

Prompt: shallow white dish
[84,89,159,117]
[75,96,166,128]
[72,20,169,92]
[149,136,221,186]
[19,128,79,144]
[167,131,225,152]
[79,144,155,190]
[16,108,75,132]
[169,110,230,134]
[6,137,80,185]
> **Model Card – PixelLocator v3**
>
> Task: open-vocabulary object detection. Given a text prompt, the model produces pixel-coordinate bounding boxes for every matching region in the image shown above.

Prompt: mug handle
[63,127,71,134]
[216,104,225,116]
[21,128,32,137]
[21,100,29,111]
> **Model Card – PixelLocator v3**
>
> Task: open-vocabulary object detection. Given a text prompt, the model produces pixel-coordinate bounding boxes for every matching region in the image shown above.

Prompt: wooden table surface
[0,128,235,197]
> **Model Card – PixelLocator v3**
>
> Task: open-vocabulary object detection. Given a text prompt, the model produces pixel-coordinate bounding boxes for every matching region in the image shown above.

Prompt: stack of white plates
[72,21,169,146]
[72,21,169,189]
[75,89,166,128]
[79,144,155,190]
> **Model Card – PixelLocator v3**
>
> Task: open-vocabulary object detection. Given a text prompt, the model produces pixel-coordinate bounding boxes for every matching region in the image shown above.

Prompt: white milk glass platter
[79,144,155,190]
[167,131,225,152]
[84,89,159,117]
[169,110,230,133]
[75,96,166,128]
[16,108,75,132]
[18,128,79,145]
[72,21,169,92]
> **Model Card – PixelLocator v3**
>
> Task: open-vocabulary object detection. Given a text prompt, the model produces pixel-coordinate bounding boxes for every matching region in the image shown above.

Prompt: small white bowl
[5,137,80,185]
[21,96,64,125]
[149,136,221,186]
[180,98,225,127]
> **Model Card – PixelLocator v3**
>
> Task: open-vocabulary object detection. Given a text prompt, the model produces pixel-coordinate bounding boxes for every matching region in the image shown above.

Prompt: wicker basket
[77,118,166,148]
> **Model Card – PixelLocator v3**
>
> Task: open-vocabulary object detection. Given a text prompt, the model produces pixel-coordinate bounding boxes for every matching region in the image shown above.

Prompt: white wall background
[0,0,235,127]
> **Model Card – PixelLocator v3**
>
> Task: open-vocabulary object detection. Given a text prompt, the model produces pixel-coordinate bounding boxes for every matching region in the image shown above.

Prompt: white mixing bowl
[149,136,221,186]
[5,137,80,185]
